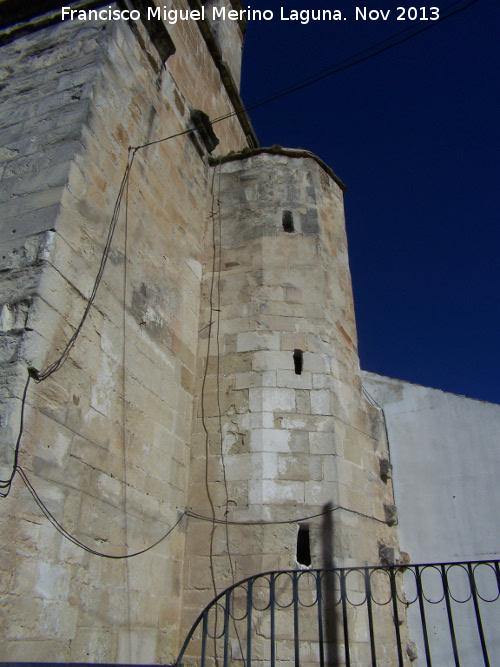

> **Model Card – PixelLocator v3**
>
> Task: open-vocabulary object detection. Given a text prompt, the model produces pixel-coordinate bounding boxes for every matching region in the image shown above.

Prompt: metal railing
[175,559,500,666]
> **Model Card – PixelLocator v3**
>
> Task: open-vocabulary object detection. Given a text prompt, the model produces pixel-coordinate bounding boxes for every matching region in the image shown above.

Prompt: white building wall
[362,371,500,563]
[362,371,500,665]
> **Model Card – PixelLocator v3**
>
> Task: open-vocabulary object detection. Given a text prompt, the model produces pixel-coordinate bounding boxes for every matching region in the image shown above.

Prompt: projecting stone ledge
[209,146,347,193]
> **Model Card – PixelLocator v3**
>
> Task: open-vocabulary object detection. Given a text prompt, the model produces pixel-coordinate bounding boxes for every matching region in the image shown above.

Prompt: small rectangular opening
[282,210,294,233]
[293,349,303,375]
[297,525,311,566]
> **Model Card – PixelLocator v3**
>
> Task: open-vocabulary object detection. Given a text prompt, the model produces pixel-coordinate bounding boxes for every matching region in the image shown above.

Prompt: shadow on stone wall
[322,501,339,666]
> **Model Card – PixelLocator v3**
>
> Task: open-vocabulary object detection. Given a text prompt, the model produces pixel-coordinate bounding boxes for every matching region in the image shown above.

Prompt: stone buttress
[0,1,252,662]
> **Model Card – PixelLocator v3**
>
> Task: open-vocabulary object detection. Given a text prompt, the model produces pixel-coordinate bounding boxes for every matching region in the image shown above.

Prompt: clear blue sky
[240,0,500,404]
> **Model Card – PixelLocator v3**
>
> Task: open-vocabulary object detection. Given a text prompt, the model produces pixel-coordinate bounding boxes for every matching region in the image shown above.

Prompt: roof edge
[208,146,346,193]
[186,0,258,148]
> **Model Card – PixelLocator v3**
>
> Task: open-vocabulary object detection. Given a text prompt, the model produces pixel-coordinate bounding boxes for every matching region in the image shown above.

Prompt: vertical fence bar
[201,610,208,667]
[389,568,404,666]
[340,569,350,667]
[441,564,461,666]
[365,569,377,666]
[270,574,276,667]
[223,591,231,667]
[246,579,253,666]
[467,563,490,667]
[293,571,300,666]
[175,559,499,665]
[415,566,433,667]
[317,571,325,667]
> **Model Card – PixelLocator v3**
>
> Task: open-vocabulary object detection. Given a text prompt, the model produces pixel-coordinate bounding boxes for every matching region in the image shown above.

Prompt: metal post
[223,591,231,667]
[270,574,276,667]
[441,564,461,666]
[340,569,350,667]
[317,572,325,667]
[467,563,490,667]
[389,568,404,666]
[415,565,433,667]
[246,579,253,665]
[201,610,208,667]
[293,571,300,666]
[365,569,377,666]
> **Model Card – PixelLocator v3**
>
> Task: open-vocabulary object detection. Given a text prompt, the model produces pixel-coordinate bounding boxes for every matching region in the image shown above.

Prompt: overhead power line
[236,0,480,116]
[135,0,480,150]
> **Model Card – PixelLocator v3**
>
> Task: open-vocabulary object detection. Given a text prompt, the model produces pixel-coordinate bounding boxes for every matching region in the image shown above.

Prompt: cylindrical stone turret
[182,150,400,658]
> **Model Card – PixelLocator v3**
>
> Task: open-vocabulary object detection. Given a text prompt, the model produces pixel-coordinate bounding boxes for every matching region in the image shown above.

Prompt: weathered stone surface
[0,9,404,666]
[181,152,401,662]
[0,5,250,663]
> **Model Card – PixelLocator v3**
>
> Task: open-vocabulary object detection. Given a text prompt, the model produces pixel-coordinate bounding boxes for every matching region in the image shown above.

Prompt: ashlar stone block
[249,387,296,413]
[250,428,291,453]
[236,330,281,352]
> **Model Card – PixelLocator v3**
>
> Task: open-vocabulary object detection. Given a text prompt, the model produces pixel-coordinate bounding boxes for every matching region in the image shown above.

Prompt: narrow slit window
[282,210,294,233]
[293,349,303,375]
[296,525,311,566]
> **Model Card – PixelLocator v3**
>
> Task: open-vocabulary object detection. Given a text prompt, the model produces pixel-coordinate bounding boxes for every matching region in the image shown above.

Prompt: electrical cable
[240,0,468,107]
[213,162,246,666]
[0,150,137,498]
[17,465,185,558]
[0,371,31,498]
[186,505,389,527]
[199,166,222,652]
[232,0,479,116]
[34,148,138,383]
[130,0,480,152]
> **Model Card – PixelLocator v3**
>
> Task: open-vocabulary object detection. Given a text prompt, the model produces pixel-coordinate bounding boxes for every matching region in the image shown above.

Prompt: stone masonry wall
[181,152,406,664]
[0,3,249,663]
[0,15,108,472]
[203,0,245,89]
[0,3,410,663]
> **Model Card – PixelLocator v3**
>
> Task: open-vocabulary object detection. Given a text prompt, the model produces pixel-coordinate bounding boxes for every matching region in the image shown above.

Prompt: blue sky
[240,0,500,403]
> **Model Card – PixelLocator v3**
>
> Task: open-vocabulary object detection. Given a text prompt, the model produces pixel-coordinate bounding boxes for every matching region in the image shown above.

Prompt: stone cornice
[209,147,347,193]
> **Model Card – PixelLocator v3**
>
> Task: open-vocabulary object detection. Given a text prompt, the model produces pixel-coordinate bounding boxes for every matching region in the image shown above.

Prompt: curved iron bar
[344,567,369,607]
[273,570,296,609]
[296,569,320,608]
[174,559,500,666]
[228,585,250,623]
[204,601,227,641]
[367,567,394,607]
[397,565,419,606]
[446,563,473,604]
[318,568,342,607]
[473,562,500,603]
[421,564,447,604]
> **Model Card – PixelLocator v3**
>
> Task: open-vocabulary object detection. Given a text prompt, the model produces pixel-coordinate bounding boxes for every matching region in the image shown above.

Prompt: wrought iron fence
[175,559,500,666]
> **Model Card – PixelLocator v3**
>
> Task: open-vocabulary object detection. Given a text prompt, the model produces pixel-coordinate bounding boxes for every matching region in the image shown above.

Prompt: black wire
[129,0,480,153]
[233,0,480,118]
[0,371,31,498]
[18,465,185,559]
[0,151,134,501]
[237,0,475,113]
[243,0,467,108]
[186,505,389,526]
[34,149,137,383]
